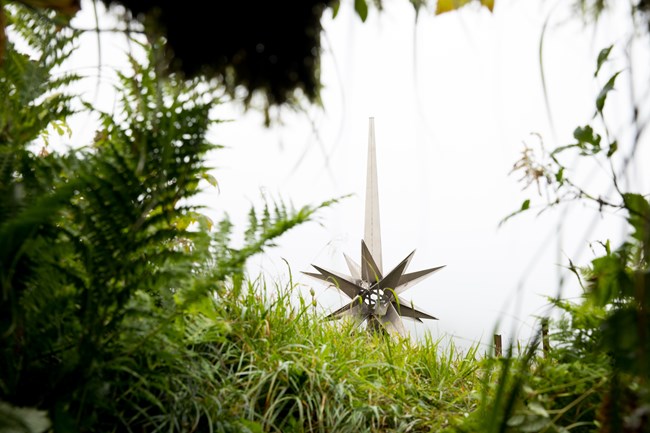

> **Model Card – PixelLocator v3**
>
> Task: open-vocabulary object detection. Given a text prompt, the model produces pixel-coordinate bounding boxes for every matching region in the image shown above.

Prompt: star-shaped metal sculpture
[303,118,445,336]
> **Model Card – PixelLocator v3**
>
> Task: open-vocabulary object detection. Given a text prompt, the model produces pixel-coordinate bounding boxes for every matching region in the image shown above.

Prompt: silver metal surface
[303,118,445,336]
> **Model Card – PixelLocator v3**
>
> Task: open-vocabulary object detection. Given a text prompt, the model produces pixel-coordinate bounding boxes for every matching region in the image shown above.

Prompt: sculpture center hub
[362,288,386,307]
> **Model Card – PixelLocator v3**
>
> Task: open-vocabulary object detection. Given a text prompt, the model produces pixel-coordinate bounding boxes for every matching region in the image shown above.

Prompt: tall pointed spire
[304,118,444,337]
[364,117,382,274]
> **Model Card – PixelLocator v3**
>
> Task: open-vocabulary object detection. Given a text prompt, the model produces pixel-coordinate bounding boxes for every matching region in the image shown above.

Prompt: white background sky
[59,0,650,351]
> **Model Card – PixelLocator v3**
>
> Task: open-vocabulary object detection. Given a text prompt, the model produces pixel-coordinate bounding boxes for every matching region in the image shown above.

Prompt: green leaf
[555,167,564,183]
[409,0,426,14]
[589,253,631,306]
[498,199,531,227]
[331,0,341,18]
[573,125,597,144]
[506,414,525,427]
[354,0,368,22]
[520,415,550,432]
[528,401,549,418]
[596,71,621,113]
[606,140,618,157]
[551,143,578,156]
[0,402,51,433]
[239,419,264,433]
[202,173,219,188]
[573,125,601,154]
[622,193,650,246]
[595,45,613,77]
[198,214,214,231]
[53,122,64,135]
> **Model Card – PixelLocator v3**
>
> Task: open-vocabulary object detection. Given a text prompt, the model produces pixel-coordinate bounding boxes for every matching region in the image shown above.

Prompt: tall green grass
[188,275,482,432]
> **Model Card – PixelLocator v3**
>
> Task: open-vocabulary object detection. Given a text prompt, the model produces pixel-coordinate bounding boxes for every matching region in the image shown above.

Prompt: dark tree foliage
[3,0,500,120]
[102,0,334,108]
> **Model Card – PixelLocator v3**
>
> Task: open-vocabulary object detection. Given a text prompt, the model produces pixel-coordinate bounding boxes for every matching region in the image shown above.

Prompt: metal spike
[364,117,382,274]
[396,265,446,295]
[381,303,407,337]
[310,265,362,299]
[376,250,415,295]
[393,297,438,320]
[343,253,362,280]
[361,240,383,283]
[326,296,366,319]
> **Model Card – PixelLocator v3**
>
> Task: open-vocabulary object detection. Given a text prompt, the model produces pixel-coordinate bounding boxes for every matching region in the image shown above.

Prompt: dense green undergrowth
[2,3,649,433]
[155,279,482,433]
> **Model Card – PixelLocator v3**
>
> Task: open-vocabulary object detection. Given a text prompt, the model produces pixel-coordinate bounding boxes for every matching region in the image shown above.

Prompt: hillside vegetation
[1,3,648,433]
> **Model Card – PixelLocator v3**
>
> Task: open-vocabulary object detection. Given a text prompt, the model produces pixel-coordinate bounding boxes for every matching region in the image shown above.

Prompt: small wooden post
[493,334,502,357]
[541,318,550,358]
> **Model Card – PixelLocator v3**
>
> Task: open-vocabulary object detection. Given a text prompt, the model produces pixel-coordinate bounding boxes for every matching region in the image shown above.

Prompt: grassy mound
[164,278,481,432]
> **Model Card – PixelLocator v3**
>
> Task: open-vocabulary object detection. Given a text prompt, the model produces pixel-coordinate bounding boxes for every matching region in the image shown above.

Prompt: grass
[188,274,484,433]
[197,274,624,433]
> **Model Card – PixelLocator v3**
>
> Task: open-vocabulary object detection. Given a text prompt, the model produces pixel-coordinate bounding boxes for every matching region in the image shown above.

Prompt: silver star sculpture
[303,118,445,336]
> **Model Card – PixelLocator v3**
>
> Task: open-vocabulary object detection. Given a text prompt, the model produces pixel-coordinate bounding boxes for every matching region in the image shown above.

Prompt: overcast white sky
[62,0,649,350]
